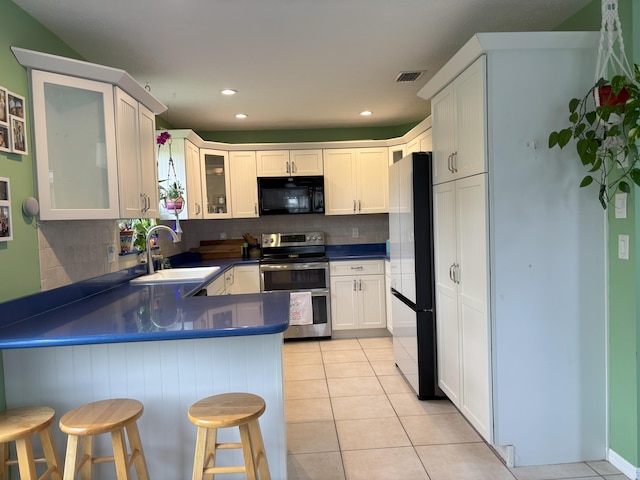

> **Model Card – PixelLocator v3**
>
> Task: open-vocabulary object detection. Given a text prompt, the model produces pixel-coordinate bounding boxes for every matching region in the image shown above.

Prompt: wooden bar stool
[0,406,62,480]
[188,393,271,480]
[58,399,149,480]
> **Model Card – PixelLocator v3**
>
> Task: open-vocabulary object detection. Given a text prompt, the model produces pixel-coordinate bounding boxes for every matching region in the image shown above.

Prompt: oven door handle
[259,262,329,271]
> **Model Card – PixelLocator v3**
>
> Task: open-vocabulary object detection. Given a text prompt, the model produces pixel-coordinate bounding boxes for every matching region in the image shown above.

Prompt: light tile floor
[284,336,626,480]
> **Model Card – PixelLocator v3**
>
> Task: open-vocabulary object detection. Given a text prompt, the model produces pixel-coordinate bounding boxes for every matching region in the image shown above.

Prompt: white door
[229,151,258,218]
[324,149,356,215]
[138,104,159,218]
[431,85,455,185]
[290,150,323,175]
[330,276,358,330]
[433,181,460,405]
[356,148,388,214]
[185,140,203,218]
[115,88,143,218]
[359,275,386,328]
[456,173,490,440]
[454,57,486,179]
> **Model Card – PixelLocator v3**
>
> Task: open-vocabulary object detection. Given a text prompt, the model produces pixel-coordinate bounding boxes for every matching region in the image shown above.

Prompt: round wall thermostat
[22,196,40,217]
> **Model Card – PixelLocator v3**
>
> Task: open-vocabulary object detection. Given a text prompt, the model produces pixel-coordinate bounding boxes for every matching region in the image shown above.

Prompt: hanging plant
[156,131,185,212]
[548,67,640,208]
[548,0,640,209]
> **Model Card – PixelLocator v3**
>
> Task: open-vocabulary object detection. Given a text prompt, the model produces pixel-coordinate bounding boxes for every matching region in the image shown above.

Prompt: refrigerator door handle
[452,151,458,173]
[449,263,456,282]
[455,263,461,284]
[447,153,453,173]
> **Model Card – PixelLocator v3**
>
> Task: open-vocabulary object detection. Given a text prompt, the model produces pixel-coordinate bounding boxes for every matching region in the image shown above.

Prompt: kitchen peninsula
[0,265,290,480]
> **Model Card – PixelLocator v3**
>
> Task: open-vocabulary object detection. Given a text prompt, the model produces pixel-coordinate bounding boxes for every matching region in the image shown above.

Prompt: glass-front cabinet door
[200,149,232,219]
[31,70,119,220]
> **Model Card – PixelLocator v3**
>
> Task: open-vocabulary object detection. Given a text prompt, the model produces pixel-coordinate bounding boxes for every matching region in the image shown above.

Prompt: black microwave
[258,176,324,215]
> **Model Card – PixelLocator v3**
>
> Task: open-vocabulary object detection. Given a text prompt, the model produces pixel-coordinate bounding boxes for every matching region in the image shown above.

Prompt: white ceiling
[12,0,591,132]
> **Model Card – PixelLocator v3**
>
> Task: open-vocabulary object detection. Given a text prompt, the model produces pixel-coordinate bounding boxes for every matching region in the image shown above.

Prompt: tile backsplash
[38,214,389,290]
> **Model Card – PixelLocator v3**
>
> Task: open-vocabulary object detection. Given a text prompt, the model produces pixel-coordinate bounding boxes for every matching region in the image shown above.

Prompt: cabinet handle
[358,200,362,212]
[286,161,290,174]
[447,153,453,173]
[353,279,357,292]
[449,263,456,282]
[454,263,461,284]
[353,200,357,213]
[291,160,296,173]
[452,151,458,173]
[358,279,362,291]
[254,203,258,214]
[351,266,364,270]
[196,203,201,215]
[146,194,150,212]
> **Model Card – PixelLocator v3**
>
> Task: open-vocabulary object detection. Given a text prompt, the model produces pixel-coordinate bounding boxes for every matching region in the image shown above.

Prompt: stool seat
[59,399,149,480]
[188,393,270,480]
[59,399,143,437]
[0,406,62,480]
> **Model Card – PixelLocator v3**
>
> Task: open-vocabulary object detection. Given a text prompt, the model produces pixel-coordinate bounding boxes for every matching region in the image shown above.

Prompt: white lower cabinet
[330,260,386,330]
[229,265,260,294]
[205,274,226,296]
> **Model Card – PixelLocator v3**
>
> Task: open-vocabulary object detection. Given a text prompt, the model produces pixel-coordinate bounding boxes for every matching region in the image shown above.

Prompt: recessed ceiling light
[360,111,373,116]
[221,89,237,95]
[235,113,248,119]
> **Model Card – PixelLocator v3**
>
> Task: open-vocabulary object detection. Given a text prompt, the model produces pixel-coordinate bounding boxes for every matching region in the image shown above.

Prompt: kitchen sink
[130,266,220,284]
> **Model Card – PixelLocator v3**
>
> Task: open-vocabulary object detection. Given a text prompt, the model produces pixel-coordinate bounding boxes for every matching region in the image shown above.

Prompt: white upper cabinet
[256,149,323,176]
[200,149,232,219]
[432,56,486,185]
[15,47,167,220]
[31,70,120,220]
[324,147,388,215]
[229,151,259,218]
[115,88,158,219]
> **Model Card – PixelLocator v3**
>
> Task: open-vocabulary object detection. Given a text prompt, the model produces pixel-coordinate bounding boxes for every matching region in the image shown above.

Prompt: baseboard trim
[608,448,638,479]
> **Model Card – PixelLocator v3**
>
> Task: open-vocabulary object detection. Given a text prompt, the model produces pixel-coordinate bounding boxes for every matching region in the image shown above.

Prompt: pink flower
[156,131,171,145]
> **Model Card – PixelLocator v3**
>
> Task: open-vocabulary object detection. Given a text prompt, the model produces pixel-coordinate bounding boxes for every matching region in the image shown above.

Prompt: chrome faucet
[146,225,180,275]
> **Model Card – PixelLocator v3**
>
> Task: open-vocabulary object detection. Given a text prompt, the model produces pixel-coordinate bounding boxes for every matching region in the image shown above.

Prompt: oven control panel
[261,232,324,247]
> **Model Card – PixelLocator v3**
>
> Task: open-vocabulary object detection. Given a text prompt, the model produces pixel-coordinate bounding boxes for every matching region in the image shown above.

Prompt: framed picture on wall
[0,87,8,125]
[7,92,25,119]
[0,125,10,153]
[0,177,12,242]
[10,116,27,155]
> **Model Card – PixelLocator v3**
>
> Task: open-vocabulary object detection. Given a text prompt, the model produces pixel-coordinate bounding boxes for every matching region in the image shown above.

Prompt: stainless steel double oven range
[259,232,331,339]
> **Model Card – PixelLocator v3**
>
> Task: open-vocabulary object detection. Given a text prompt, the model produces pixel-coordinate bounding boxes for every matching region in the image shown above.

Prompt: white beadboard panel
[3,334,286,480]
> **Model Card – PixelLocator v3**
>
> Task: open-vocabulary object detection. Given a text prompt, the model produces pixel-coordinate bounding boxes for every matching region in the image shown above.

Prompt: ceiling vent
[395,71,425,83]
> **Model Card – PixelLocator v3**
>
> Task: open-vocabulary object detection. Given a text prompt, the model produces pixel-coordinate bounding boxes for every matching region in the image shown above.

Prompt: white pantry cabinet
[115,88,159,219]
[433,174,489,435]
[256,149,323,176]
[419,32,606,466]
[157,132,203,220]
[431,56,486,185]
[323,147,388,215]
[229,151,259,218]
[330,260,386,330]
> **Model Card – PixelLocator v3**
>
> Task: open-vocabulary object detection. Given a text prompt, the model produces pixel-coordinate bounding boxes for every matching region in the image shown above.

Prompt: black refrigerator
[389,152,442,400]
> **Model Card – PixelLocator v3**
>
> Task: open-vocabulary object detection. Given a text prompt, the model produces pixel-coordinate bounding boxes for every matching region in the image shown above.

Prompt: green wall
[0,0,82,303]
[559,0,640,467]
[197,121,420,144]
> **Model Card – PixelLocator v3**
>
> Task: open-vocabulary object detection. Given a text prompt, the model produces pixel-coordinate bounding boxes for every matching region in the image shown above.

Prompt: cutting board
[190,239,245,259]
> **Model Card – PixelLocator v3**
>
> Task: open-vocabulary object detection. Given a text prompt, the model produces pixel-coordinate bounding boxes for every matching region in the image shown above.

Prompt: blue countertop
[0,256,287,350]
[0,244,386,350]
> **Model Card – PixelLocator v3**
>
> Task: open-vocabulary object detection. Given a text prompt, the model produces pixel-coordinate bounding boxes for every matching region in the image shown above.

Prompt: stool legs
[125,421,149,480]
[238,424,257,480]
[247,420,270,480]
[15,436,37,479]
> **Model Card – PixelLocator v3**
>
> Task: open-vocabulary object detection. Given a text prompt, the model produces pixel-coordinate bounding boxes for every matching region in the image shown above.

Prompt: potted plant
[548,64,640,209]
[159,179,185,211]
[119,219,155,252]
